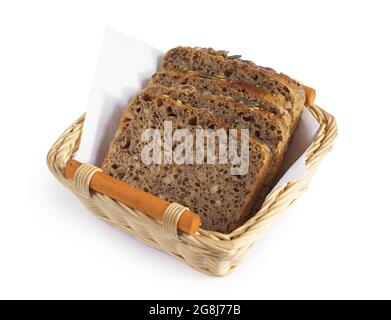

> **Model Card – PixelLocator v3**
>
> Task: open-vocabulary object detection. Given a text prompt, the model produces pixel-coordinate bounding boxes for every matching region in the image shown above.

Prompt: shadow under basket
[47,104,337,276]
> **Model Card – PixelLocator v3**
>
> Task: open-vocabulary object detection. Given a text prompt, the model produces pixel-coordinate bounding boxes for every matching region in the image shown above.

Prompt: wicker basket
[47,104,337,276]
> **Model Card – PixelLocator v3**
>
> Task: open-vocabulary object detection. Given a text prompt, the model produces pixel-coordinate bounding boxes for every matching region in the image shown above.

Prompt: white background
[0,0,390,300]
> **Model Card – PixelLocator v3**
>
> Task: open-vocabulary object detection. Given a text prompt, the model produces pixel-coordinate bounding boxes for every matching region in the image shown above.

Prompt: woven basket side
[47,115,84,187]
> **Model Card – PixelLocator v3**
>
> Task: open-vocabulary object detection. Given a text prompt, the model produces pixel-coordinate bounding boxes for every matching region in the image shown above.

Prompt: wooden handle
[303,85,316,107]
[64,159,200,235]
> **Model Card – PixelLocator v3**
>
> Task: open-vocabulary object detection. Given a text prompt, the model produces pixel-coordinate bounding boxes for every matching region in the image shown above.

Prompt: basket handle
[64,159,201,236]
[303,85,316,106]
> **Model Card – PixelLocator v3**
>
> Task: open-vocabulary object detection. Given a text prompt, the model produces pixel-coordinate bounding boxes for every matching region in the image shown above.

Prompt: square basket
[47,104,337,276]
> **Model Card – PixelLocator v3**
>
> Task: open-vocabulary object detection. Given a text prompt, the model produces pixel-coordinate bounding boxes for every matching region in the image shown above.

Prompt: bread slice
[160,46,305,130]
[144,86,289,190]
[101,90,271,233]
[149,70,293,131]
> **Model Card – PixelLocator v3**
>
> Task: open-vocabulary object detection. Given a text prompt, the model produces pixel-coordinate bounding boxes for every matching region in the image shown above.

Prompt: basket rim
[47,104,337,248]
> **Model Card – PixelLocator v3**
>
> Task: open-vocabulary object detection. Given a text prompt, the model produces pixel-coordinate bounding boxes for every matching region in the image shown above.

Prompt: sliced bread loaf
[160,46,305,130]
[144,85,290,191]
[149,70,293,131]
[101,90,271,233]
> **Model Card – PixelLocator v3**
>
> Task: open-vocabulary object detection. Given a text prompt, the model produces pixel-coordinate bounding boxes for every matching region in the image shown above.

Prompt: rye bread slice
[149,70,293,131]
[101,90,271,234]
[144,86,289,190]
[160,46,305,130]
